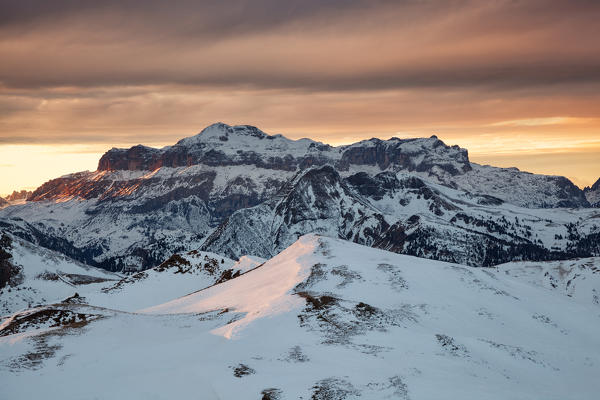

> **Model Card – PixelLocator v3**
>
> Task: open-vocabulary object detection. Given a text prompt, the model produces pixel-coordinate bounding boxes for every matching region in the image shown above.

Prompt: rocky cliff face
[96,124,472,179]
[97,123,332,172]
[3,190,32,202]
[585,178,600,207]
[202,165,598,267]
[29,123,589,208]
[0,234,19,289]
[201,166,389,259]
[338,135,471,176]
[0,123,596,271]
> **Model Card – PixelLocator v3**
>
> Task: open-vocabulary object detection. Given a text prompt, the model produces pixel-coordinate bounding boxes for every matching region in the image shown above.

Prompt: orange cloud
[1,0,599,193]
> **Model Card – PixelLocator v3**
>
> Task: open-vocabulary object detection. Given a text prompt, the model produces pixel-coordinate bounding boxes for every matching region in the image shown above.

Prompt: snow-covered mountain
[0,233,119,315]
[585,178,600,207]
[29,123,589,209]
[90,250,262,311]
[202,164,600,266]
[1,123,597,398]
[3,190,32,202]
[0,191,31,210]
[0,229,266,316]
[0,123,596,272]
[2,236,599,399]
[200,165,389,260]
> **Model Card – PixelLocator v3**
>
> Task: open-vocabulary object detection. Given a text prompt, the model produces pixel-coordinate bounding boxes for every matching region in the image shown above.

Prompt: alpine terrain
[0,123,598,271]
[1,235,599,399]
[0,124,598,399]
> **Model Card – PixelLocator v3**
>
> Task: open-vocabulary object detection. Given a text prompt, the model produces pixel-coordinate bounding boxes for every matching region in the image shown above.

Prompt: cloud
[0,0,599,91]
[0,0,599,190]
[1,83,600,146]
[489,117,571,127]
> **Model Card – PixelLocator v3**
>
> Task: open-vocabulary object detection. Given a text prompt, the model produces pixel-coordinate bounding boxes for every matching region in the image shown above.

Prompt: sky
[1,0,599,195]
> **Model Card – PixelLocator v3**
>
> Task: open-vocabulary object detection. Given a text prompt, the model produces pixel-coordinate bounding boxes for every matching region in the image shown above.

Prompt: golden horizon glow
[2,123,599,196]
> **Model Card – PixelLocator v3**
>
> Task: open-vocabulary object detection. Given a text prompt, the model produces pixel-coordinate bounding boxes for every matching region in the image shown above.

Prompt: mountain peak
[73,123,590,209]
[176,123,269,147]
[584,177,600,207]
[97,122,473,174]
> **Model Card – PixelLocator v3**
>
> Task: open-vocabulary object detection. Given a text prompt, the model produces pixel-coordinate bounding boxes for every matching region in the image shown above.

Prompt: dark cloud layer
[1,0,599,90]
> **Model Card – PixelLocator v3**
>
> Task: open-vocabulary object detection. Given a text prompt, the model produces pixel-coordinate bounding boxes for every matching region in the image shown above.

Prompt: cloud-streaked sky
[1,0,599,194]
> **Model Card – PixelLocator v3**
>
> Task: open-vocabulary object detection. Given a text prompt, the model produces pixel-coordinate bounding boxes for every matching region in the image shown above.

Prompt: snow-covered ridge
[98,122,466,171]
[0,123,595,272]
[2,235,600,399]
[497,257,600,307]
[144,234,321,338]
[96,122,334,172]
[0,233,267,315]
[26,122,587,209]
[94,122,474,201]
[0,233,119,315]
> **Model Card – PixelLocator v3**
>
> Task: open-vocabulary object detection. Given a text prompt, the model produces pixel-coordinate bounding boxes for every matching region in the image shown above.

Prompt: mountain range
[1,123,599,398]
[0,123,598,272]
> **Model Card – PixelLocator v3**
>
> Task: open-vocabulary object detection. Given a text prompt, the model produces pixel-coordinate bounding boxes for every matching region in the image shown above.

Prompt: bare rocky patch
[0,307,100,337]
[311,377,360,400]
[366,375,410,399]
[214,268,241,284]
[377,263,408,291]
[61,273,114,285]
[103,252,224,293]
[479,339,555,369]
[281,345,310,363]
[294,263,328,291]
[317,240,333,258]
[0,305,105,371]
[330,265,363,288]
[0,234,23,289]
[296,263,364,292]
[476,307,498,322]
[447,265,518,299]
[61,292,88,305]
[435,334,470,357]
[4,334,63,371]
[232,363,255,378]
[261,388,283,400]
[532,313,567,334]
[296,291,418,346]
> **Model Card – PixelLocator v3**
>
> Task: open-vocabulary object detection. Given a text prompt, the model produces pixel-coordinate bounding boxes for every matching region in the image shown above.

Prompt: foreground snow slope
[0,232,257,314]
[83,250,262,312]
[144,234,319,338]
[0,234,119,315]
[497,257,600,307]
[2,235,598,399]
[85,250,239,311]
